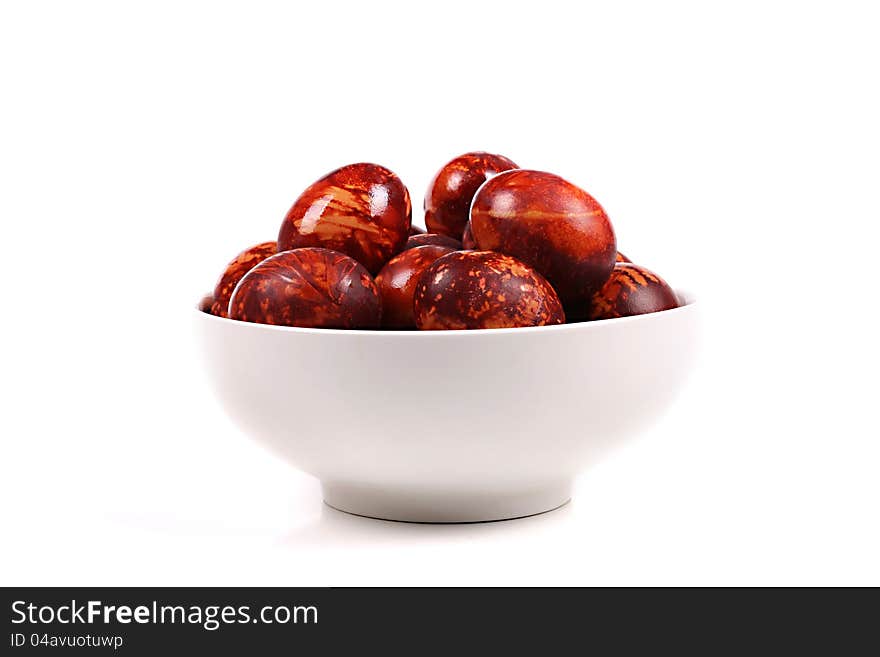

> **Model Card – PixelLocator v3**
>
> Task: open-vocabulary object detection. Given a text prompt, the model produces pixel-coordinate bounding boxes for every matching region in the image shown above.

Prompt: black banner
[1,587,875,653]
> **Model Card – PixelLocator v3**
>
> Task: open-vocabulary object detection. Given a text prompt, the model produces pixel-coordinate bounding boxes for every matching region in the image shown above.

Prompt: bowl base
[321,481,572,523]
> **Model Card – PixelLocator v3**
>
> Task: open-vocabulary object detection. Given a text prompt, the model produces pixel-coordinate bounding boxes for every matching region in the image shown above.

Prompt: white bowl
[195,292,698,522]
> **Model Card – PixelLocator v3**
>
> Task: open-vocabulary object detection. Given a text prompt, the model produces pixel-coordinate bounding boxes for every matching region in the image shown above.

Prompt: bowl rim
[196,289,696,337]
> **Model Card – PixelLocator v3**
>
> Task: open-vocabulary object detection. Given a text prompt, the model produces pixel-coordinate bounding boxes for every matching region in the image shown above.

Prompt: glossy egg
[424,151,519,239]
[209,241,277,317]
[229,248,381,329]
[375,245,456,328]
[413,251,565,330]
[404,233,462,250]
[470,169,616,306]
[588,263,678,320]
[461,221,476,249]
[277,163,411,274]
[409,225,426,235]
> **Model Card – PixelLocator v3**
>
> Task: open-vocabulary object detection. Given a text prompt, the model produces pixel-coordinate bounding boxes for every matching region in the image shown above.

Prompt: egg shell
[616,251,631,263]
[277,163,411,274]
[409,225,426,235]
[588,263,678,320]
[229,248,381,329]
[424,151,519,239]
[413,250,565,330]
[375,245,456,328]
[209,240,277,317]
[199,294,215,314]
[470,169,617,307]
[461,221,476,249]
[404,233,462,250]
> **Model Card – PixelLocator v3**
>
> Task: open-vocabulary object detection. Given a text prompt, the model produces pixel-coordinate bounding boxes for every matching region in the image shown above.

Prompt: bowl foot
[321,481,572,523]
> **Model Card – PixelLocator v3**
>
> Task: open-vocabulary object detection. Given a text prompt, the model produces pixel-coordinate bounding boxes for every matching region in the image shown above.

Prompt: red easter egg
[277,163,411,274]
[404,233,462,250]
[229,248,381,329]
[470,169,616,307]
[461,221,476,249]
[375,244,456,328]
[588,263,678,320]
[199,294,215,314]
[424,152,518,239]
[413,250,565,330]
[209,241,277,318]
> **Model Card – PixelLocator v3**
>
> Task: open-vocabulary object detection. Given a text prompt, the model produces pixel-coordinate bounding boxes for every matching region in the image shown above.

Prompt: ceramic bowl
[195,292,698,522]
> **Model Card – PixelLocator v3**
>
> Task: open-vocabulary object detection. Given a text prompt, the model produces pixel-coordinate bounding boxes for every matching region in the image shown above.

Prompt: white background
[1,1,878,585]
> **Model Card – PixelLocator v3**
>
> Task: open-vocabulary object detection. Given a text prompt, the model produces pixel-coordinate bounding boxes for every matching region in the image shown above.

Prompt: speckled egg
[587,263,678,320]
[277,163,411,274]
[413,250,565,330]
[461,221,476,249]
[404,233,462,250]
[229,248,381,329]
[209,241,277,317]
[470,169,616,307]
[424,151,519,239]
[375,244,456,328]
